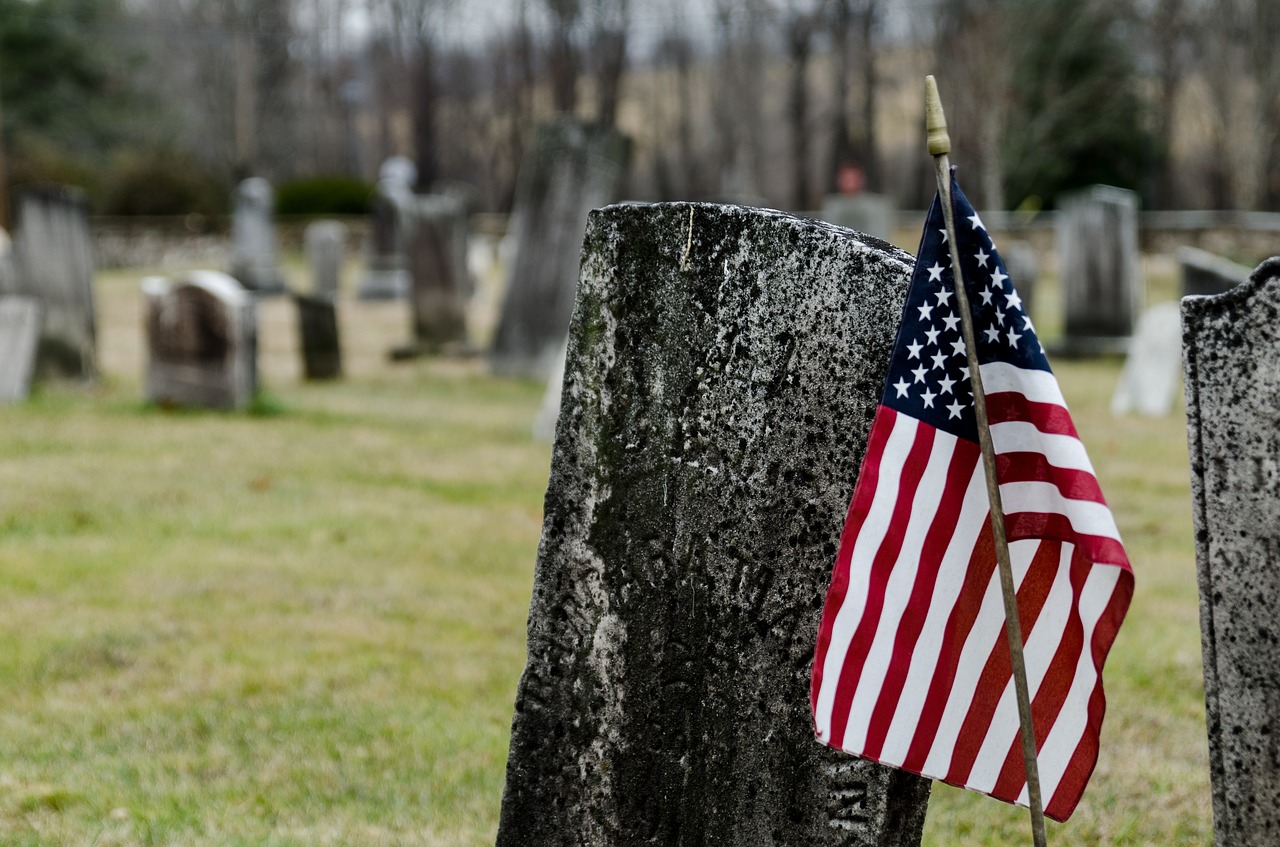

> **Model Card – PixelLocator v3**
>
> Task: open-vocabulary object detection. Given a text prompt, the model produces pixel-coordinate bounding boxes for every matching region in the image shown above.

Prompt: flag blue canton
[880,175,1049,443]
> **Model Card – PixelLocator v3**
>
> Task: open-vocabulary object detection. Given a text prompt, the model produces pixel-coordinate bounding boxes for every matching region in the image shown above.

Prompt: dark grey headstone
[406,194,469,351]
[1178,246,1250,299]
[490,118,631,378]
[229,178,286,295]
[819,193,896,243]
[0,296,41,403]
[143,270,257,410]
[358,181,414,300]
[305,220,347,299]
[10,186,97,378]
[497,202,932,847]
[1055,185,1141,355]
[294,293,342,380]
[1183,256,1280,845]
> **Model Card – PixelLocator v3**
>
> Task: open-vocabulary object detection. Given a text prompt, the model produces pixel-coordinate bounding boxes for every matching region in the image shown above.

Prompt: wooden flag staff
[924,74,1049,847]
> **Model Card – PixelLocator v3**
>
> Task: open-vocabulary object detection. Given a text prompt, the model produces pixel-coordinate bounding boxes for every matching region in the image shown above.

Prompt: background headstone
[1183,256,1280,845]
[379,155,417,188]
[489,117,631,378]
[497,203,932,846]
[229,177,286,295]
[819,192,896,243]
[0,228,16,294]
[1055,184,1141,355]
[10,185,98,378]
[0,296,42,403]
[1001,240,1040,323]
[305,220,347,300]
[1178,246,1250,299]
[405,194,470,352]
[143,270,257,409]
[294,293,342,380]
[531,336,567,442]
[358,179,415,300]
[1111,302,1182,416]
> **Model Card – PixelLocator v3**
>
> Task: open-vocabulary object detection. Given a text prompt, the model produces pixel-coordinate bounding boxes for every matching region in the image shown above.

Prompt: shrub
[98,151,226,216]
[274,175,374,216]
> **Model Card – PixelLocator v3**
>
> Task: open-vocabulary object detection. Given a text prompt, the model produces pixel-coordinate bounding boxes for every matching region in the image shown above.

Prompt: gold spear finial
[925,75,951,156]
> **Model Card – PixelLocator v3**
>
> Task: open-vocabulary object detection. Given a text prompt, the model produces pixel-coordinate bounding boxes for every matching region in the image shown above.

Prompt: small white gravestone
[229,178,286,295]
[1111,302,1183,417]
[143,270,257,410]
[532,337,568,442]
[0,297,42,403]
[304,220,347,300]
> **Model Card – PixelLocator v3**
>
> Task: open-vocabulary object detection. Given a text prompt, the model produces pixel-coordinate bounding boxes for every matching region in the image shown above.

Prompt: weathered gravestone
[405,194,470,352]
[1178,246,1250,299]
[0,297,41,403]
[229,178,286,295]
[819,193,896,243]
[10,186,97,378]
[305,220,347,299]
[294,293,342,380]
[1183,256,1280,845]
[1111,302,1182,417]
[490,118,630,378]
[497,203,932,846]
[142,270,257,409]
[1055,185,1141,355]
[358,180,415,300]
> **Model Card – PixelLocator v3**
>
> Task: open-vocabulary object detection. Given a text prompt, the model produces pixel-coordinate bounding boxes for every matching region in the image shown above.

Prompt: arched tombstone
[142,270,257,409]
[497,202,932,846]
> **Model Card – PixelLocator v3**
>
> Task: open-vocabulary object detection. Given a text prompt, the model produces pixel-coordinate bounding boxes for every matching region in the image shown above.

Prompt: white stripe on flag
[966,542,1075,794]
[814,411,916,739]
[980,361,1067,408]
[921,539,1037,777]
[990,421,1096,473]
[1031,563,1123,808]
[839,429,958,752]
[878,459,989,768]
[1000,480,1122,541]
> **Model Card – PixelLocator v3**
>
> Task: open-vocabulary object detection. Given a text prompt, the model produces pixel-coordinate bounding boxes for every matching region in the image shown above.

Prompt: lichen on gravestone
[497,202,932,846]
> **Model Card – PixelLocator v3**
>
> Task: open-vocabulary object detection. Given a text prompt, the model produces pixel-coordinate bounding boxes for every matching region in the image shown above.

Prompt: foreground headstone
[0,297,41,402]
[10,186,97,378]
[1178,246,1250,299]
[490,118,630,378]
[405,194,470,351]
[294,294,342,380]
[305,220,347,299]
[497,203,931,846]
[143,270,257,409]
[1111,302,1182,417]
[819,192,896,243]
[1055,185,1141,355]
[229,178,286,295]
[1183,256,1280,845]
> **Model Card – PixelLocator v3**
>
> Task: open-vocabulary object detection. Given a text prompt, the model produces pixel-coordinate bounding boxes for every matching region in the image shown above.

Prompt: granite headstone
[143,270,257,409]
[1111,302,1182,417]
[1183,256,1280,845]
[497,202,932,846]
[294,293,342,380]
[0,297,41,403]
[10,186,98,378]
[229,177,286,295]
[490,118,631,378]
[1055,185,1141,355]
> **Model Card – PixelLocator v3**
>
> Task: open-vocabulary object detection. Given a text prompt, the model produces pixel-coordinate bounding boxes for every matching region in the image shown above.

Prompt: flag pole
[925,74,1049,847]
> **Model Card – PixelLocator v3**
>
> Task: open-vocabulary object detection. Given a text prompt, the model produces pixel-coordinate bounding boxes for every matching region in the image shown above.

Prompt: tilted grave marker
[1178,246,1250,299]
[497,202,932,847]
[1184,256,1280,845]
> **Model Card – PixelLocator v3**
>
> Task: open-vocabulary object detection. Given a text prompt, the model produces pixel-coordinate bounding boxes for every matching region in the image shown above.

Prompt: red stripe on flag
[943,540,1060,787]
[996,452,1107,504]
[986,393,1080,437]
[811,410,898,713]
[861,438,983,760]
[1004,513,1129,570]
[827,420,937,750]
[899,523,997,773]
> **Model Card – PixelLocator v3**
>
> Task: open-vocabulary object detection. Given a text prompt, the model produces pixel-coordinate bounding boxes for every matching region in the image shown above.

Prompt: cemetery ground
[0,255,1208,845]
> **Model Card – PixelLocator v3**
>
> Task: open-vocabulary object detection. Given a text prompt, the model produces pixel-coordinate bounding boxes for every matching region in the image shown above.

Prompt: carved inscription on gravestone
[1183,256,1280,845]
[497,203,931,846]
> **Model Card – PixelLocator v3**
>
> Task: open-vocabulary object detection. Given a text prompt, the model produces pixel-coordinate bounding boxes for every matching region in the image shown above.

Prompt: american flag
[810,174,1134,822]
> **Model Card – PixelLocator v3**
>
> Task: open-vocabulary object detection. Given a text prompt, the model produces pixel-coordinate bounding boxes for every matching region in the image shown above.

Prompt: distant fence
[87,210,1280,271]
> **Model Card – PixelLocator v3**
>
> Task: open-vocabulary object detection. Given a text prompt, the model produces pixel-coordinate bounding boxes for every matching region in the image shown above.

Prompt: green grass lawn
[0,261,1209,845]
